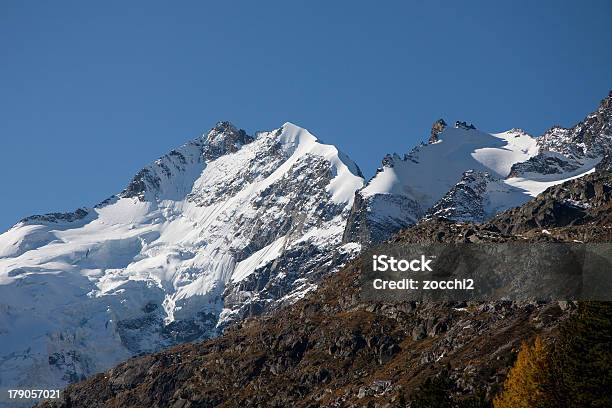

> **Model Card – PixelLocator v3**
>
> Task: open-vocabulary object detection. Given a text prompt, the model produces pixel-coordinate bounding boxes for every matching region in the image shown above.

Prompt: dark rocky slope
[490,170,611,236]
[38,171,611,408]
[509,91,612,178]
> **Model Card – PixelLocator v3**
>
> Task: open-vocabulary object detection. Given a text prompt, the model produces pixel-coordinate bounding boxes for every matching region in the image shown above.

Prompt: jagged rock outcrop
[509,91,612,178]
[428,118,447,143]
[18,208,90,225]
[202,121,254,160]
[425,170,495,223]
[489,170,612,235]
[455,120,476,130]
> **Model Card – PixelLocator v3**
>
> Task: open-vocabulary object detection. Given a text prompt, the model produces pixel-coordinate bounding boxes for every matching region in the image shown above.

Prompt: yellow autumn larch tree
[493,336,553,408]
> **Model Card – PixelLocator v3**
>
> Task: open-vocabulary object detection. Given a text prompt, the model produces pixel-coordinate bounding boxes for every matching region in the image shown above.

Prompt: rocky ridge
[344,92,611,247]
[508,91,612,178]
[37,170,611,408]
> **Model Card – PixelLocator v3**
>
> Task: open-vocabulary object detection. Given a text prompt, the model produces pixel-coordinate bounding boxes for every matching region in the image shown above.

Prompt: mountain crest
[209,120,239,135]
[343,92,611,245]
[455,120,476,130]
[428,118,447,143]
[0,121,365,392]
[203,121,254,160]
[508,91,612,178]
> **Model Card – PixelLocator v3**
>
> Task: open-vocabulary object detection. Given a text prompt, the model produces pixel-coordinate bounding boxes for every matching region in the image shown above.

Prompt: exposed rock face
[596,150,612,171]
[542,92,612,154]
[218,152,361,326]
[490,170,612,235]
[341,192,372,247]
[121,121,254,201]
[18,208,90,225]
[37,171,611,408]
[202,121,254,160]
[508,152,582,176]
[428,118,447,143]
[425,170,494,222]
[341,176,430,248]
[455,120,476,130]
[509,91,612,178]
[342,187,423,247]
[381,153,397,168]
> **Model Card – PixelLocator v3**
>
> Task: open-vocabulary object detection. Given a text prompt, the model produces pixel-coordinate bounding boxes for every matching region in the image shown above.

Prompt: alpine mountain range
[1,91,611,396]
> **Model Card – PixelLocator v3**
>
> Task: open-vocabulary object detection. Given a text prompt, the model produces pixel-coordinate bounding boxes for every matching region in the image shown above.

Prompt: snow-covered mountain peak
[117,122,254,202]
[206,120,240,138]
[361,124,537,201]
[343,123,535,244]
[202,121,254,159]
[507,92,611,185]
[343,121,568,245]
[274,121,320,153]
[505,128,529,136]
[344,93,611,246]
[268,122,364,204]
[0,121,365,394]
[274,122,331,155]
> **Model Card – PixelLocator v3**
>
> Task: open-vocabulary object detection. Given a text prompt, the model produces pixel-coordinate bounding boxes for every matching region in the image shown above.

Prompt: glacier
[0,121,364,398]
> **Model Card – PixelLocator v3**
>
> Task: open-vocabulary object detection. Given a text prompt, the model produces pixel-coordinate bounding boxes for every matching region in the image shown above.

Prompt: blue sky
[0,0,611,231]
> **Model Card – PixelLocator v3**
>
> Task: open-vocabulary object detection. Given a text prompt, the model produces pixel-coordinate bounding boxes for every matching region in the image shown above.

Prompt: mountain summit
[343,93,611,245]
[0,122,364,393]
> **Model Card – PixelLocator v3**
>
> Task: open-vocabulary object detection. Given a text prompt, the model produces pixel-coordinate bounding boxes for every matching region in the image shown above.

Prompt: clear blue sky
[1,1,611,232]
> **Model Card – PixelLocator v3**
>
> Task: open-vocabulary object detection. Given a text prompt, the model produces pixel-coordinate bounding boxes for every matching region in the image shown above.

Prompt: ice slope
[506,165,598,197]
[343,127,542,244]
[0,121,364,400]
[471,130,539,177]
[362,128,538,207]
